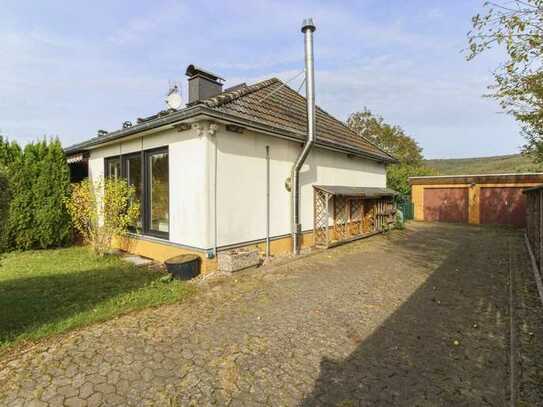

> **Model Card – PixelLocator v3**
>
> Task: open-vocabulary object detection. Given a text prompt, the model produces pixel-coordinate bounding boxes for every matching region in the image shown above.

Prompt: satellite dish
[165,84,182,110]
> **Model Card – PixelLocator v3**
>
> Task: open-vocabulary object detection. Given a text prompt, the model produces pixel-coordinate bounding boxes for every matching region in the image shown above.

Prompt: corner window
[104,147,169,239]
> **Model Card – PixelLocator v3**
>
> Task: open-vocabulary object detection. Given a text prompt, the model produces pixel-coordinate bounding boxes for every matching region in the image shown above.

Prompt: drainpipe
[266,145,271,258]
[291,18,317,255]
[211,123,219,258]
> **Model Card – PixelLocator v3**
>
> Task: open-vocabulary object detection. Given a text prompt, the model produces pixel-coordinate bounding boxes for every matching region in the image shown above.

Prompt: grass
[0,246,193,353]
[424,154,543,175]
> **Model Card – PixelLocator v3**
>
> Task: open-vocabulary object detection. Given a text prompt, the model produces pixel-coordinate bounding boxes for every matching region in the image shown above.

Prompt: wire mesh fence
[397,196,414,221]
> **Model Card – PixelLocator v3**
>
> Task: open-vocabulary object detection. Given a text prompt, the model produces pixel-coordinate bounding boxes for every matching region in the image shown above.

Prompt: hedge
[0,136,72,250]
[0,170,9,252]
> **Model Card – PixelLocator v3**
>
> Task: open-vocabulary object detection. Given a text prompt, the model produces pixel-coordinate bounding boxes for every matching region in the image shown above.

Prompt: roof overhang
[64,106,397,164]
[313,185,398,198]
[523,184,543,193]
[66,151,89,164]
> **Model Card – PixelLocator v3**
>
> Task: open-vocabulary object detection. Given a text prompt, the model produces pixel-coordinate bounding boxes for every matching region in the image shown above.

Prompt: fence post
[539,190,543,275]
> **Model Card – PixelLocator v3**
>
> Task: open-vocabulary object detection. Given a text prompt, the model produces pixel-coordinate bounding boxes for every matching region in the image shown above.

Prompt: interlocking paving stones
[0,223,542,406]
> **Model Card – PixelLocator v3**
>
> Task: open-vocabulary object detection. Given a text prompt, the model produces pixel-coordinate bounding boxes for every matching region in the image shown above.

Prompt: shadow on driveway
[301,223,518,406]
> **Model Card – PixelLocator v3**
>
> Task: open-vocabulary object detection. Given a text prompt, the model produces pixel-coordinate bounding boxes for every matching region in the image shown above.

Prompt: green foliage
[66,178,140,256]
[347,108,423,164]
[424,153,543,175]
[387,164,436,196]
[347,108,435,195]
[0,135,21,168]
[0,170,9,252]
[0,136,72,250]
[467,1,543,162]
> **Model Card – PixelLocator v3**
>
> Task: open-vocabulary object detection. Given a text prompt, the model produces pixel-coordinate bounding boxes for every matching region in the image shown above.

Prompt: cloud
[0,0,522,158]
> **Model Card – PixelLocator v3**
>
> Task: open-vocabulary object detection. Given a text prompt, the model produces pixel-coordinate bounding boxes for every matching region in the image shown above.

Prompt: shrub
[4,138,71,250]
[34,139,72,248]
[0,170,9,252]
[66,178,140,256]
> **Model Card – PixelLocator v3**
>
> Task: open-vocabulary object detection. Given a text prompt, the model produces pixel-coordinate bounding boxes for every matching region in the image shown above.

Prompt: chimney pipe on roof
[185,65,224,104]
[291,18,317,255]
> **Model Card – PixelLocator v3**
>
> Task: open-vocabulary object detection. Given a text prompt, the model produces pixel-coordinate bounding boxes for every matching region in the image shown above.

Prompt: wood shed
[409,173,543,227]
[313,185,398,248]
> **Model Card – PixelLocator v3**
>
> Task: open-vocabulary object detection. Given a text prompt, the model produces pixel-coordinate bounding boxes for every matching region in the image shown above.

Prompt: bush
[386,164,437,196]
[0,170,9,252]
[0,137,72,251]
[66,178,140,256]
[5,139,72,250]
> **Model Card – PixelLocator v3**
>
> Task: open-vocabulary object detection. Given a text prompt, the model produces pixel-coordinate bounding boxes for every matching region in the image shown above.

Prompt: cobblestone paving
[0,222,539,406]
[514,237,543,405]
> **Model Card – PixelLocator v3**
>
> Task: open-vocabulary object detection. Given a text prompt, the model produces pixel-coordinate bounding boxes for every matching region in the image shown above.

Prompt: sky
[0,0,522,159]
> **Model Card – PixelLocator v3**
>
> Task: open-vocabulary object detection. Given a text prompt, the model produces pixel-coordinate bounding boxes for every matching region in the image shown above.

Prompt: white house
[65,63,396,273]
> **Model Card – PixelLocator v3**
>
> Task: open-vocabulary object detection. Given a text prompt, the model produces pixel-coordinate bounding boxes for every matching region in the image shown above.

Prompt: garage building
[409,173,543,227]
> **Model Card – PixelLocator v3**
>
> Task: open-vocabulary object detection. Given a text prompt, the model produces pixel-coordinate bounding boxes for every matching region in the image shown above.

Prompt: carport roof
[313,185,398,198]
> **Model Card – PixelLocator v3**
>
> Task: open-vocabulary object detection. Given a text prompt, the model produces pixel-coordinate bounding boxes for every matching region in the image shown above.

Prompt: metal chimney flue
[291,18,317,255]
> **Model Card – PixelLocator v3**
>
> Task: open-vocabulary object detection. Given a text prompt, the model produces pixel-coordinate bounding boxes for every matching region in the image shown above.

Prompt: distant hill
[424,154,543,175]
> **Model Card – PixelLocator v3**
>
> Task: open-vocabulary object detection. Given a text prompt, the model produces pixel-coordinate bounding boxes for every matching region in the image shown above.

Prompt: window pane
[106,158,121,178]
[107,158,121,179]
[126,155,143,229]
[149,152,169,233]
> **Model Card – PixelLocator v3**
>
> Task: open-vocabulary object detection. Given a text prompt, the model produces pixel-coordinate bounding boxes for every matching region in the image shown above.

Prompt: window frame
[143,147,170,239]
[103,146,170,240]
[104,156,121,179]
[122,152,144,233]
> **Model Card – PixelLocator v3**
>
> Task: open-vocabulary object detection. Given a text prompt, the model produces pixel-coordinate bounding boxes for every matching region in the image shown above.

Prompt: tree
[0,169,9,252]
[347,108,435,195]
[2,137,72,250]
[347,108,423,164]
[34,139,72,248]
[66,178,140,256]
[467,0,543,161]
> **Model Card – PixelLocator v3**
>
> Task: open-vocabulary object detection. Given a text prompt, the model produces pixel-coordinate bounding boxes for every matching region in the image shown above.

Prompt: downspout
[266,145,271,258]
[208,123,219,258]
[291,18,317,255]
[214,128,218,257]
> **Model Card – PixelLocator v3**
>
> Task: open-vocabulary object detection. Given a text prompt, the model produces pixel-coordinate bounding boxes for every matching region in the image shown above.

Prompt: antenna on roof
[165,80,182,110]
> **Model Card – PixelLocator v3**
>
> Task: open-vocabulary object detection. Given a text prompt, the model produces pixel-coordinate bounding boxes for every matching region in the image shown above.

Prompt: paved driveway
[1,222,541,406]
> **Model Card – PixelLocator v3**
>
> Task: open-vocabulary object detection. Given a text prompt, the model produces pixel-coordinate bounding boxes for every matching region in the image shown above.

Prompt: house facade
[66,66,396,273]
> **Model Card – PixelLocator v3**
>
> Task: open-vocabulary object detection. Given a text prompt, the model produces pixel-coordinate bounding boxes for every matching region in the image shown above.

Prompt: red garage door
[480,187,526,227]
[424,188,469,223]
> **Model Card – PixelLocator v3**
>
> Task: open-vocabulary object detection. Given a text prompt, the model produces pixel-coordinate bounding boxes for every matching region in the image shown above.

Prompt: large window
[146,149,169,236]
[124,153,143,230]
[105,157,121,179]
[104,147,169,239]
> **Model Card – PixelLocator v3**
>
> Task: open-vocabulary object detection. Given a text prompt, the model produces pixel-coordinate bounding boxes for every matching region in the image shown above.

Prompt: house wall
[88,126,209,249]
[86,121,387,269]
[214,126,387,248]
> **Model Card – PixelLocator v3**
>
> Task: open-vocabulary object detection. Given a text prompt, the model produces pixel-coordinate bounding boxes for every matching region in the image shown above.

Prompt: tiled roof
[66,77,396,162]
[198,78,395,162]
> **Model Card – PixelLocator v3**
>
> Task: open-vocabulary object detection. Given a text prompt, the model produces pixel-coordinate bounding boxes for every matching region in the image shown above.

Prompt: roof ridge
[201,77,281,108]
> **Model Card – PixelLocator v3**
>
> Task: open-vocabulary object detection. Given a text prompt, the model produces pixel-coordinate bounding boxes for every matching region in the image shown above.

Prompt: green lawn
[0,247,193,353]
